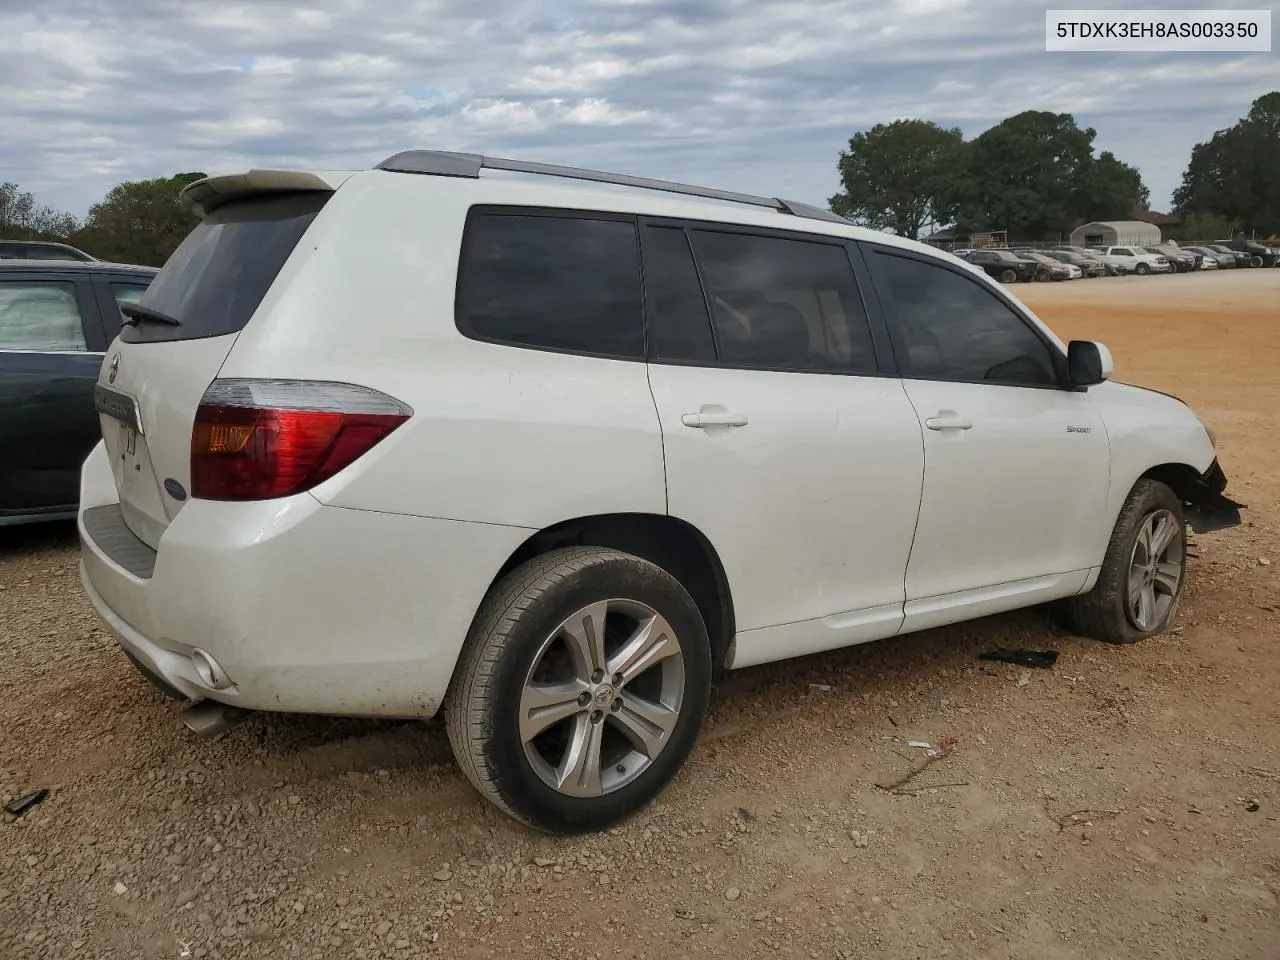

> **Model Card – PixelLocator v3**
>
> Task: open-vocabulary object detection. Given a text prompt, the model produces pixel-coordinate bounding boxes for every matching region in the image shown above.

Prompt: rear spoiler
[180,170,352,216]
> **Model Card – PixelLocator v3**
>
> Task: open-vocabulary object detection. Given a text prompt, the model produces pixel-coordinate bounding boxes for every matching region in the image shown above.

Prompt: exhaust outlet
[180,700,249,738]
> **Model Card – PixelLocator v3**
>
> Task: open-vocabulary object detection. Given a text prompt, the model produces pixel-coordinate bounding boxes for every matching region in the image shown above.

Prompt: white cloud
[0,0,1273,218]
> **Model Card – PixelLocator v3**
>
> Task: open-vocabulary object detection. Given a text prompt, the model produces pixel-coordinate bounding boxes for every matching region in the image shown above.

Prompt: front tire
[445,547,712,833]
[999,268,1018,283]
[1062,480,1186,644]
[1135,262,1151,275]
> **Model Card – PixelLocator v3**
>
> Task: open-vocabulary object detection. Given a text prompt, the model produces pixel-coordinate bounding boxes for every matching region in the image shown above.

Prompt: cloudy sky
[1,0,1275,219]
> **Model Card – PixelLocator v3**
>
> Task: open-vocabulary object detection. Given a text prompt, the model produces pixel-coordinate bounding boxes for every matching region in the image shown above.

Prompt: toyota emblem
[108,354,120,384]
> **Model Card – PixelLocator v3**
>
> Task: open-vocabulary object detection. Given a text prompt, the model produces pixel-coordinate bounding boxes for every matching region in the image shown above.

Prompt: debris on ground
[808,683,832,693]
[877,737,959,794]
[3,787,47,817]
[979,649,1059,669]
[1053,808,1123,831]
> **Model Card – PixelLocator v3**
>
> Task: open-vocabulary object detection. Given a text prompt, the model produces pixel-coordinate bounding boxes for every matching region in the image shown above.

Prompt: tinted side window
[874,253,1058,386]
[641,226,715,364]
[458,214,643,358]
[688,231,876,373]
[0,280,87,351]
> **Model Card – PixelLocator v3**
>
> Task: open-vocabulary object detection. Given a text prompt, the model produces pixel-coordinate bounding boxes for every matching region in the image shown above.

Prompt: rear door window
[122,191,328,344]
[456,212,644,359]
[687,230,877,373]
[0,280,88,351]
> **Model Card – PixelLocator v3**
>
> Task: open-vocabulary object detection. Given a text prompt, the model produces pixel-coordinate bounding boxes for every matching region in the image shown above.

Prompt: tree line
[1,172,205,266]
[3,91,1278,265]
[830,91,1280,242]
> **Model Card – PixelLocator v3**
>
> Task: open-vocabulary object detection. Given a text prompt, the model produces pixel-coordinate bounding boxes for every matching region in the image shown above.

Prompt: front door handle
[925,412,973,431]
[682,411,748,429]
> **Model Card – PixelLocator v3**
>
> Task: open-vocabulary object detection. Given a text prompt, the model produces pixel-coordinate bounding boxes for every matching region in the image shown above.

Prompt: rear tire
[445,547,712,833]
[1061,480,1186,644]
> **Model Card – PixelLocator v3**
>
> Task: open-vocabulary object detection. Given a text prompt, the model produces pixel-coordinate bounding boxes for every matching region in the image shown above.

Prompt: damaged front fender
[1183,459,1244,534]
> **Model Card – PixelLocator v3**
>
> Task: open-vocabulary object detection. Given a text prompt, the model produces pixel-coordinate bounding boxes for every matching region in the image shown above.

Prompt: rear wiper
[120,302,181,327]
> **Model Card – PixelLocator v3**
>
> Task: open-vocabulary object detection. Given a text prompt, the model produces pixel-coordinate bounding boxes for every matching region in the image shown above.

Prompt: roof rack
[375,150,851,226]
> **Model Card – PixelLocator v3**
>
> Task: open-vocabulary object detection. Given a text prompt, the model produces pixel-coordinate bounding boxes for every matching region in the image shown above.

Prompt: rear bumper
[77,441,528,718]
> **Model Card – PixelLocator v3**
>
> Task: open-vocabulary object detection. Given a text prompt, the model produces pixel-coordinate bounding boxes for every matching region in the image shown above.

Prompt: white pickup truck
[1097,246,1173,275]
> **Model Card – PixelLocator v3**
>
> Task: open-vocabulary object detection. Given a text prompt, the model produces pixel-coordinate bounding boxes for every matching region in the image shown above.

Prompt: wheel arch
[485,513,737,673]
[1140,462,1209,503]
[1139,460,1243,533]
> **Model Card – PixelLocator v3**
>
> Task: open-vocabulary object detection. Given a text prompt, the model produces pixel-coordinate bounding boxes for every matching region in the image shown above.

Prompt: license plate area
[94,384,144,436]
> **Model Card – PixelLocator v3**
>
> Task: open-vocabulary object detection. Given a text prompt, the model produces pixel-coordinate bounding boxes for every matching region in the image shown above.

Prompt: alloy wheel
[1126,509,1183,632]
[518,599,685,797]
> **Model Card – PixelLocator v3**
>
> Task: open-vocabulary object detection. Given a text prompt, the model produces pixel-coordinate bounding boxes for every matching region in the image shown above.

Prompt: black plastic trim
[124,651,186,700]
[81,504,157,579]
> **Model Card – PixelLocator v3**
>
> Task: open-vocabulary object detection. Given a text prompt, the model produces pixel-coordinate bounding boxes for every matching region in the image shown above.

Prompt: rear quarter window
[456,212,644,359]
[121,191,328,344]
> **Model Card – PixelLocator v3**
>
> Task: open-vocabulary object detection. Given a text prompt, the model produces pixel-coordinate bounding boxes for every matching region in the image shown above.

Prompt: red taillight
[191,380,410,501]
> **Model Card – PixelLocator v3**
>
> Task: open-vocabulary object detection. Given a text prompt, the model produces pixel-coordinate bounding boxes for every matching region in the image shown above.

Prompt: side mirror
[1068,340,1113,387]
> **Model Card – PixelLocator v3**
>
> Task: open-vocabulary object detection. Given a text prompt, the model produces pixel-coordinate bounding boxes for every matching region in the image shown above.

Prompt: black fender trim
[1184,459,1244,534]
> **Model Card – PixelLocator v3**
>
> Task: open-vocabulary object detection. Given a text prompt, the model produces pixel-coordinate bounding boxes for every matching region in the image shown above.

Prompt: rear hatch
[95,185,334,548]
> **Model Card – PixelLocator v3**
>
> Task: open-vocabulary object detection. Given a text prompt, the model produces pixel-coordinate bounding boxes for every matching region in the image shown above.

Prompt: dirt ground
[2,270,1278,960]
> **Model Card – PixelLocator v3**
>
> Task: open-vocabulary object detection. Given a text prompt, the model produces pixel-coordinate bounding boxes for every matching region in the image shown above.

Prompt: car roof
[0,259,156,276]
[185,151,956,264]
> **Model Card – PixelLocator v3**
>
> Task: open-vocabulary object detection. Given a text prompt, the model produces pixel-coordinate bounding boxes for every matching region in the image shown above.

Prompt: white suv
[1098,246,1173,275]
[79,152,1242,833]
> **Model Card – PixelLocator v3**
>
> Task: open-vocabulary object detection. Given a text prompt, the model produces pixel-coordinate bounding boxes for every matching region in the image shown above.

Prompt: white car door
[641,224,925,668]
[863,245,1111,633]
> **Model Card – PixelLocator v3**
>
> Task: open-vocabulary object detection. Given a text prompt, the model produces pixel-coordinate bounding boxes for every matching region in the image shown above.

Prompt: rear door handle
[925,413,973,431]
[682,411,748,429]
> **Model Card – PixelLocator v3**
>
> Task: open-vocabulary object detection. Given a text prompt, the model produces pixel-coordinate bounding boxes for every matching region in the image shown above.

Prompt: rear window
[121,191,327,343]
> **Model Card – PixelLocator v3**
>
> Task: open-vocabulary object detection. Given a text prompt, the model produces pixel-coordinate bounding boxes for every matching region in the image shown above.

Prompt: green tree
[1174,92,1280,237]
[73,172,206,266]
[828,120,969,239]
[957,111,1146,240]
[1180,211,1241,242]
[1074,150,1150,222]
[0,182,80,240]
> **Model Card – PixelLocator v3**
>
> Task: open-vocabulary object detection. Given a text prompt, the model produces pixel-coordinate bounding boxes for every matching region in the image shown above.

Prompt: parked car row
[948,239,1280,283]
[1182,241,1280,269]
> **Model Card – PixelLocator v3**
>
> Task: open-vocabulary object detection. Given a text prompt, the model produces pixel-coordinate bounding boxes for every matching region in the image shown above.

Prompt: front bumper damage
[1184,459,1244,534]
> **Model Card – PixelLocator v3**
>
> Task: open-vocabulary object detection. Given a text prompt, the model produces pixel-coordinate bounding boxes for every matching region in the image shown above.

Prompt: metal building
[1069,220,1162,247]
